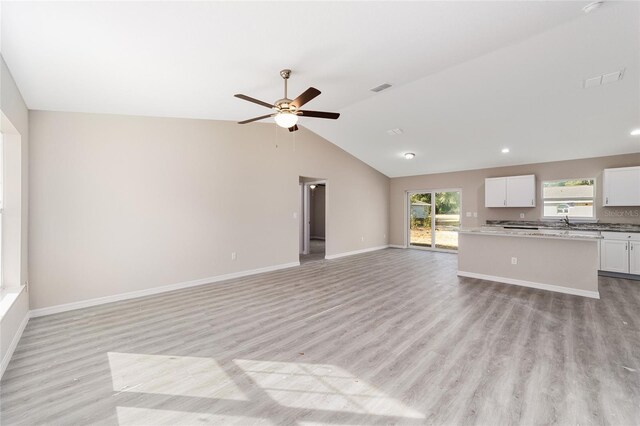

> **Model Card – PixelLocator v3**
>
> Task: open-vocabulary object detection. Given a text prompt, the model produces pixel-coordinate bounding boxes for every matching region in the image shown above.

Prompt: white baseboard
[457,271,600,299]
[1,310,30,378]
[30,261,301,318]
[324,245,389,260]
[389,244,406,249]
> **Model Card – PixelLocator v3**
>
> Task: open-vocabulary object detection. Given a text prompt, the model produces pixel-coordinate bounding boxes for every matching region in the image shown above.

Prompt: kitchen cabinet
[485,175,535,208]
[485,177,507,207]
[603,166,640,206]
[630,241,640,275]
[600,232,640,275]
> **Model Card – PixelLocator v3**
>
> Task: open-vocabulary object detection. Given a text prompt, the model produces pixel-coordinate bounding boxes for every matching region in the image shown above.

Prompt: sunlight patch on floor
[234,359,424,419]
[107,352,248,400]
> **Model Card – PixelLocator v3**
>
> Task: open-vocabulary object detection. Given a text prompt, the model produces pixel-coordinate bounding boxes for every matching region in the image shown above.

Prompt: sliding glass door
[408,190,461,251]
[409,193,432,247]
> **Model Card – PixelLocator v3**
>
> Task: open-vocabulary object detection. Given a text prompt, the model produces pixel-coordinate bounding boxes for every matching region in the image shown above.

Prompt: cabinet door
[485,178,506,207]
[506,175,536,207]
[630,242,640,275]
[600,240,629,273]
[604,167,640,206]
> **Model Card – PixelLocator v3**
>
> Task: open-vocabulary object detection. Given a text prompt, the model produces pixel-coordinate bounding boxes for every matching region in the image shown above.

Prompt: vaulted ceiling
[2,1,639,176]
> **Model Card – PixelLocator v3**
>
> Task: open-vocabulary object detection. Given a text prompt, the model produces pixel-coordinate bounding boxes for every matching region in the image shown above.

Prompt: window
[0,133,3,290]
[542,178,595,219]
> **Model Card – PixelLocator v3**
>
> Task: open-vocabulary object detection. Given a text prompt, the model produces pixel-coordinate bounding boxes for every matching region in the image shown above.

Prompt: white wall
[29,111,390,310]
[0,54,30,375]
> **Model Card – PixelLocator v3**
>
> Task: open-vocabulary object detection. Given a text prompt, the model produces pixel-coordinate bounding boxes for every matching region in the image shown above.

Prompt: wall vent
[370,83,392,93]
[583,69,624,88]
[386,128,404,135]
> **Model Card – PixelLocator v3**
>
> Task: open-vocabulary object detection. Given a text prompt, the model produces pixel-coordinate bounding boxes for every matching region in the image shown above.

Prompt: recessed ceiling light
[631,128,640,136]
[501,148,510,153]
[404,152,415,160]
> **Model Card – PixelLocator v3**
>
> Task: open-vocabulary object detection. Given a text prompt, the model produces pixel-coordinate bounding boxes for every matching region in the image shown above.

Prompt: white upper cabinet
[485,177,507,207]
[603,166,640,206]
[485,175,536,208]
[506,175,536,207]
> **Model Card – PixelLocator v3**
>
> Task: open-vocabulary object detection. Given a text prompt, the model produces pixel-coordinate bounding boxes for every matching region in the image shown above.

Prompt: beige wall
[0,54,30,373]
[390,153,640,246]
[310,185,325,239]
[458,233,599,294]
[29,111,390,309]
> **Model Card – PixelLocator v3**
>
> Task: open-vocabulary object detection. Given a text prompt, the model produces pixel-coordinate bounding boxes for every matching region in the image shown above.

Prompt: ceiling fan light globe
[274,112,299,128]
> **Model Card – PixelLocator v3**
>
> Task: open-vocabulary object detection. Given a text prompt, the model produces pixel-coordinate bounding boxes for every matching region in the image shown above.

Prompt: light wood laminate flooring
[1,249,639,425]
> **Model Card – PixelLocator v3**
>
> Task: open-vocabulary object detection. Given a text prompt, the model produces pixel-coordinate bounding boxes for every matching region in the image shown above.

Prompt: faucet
[563,215,572,227]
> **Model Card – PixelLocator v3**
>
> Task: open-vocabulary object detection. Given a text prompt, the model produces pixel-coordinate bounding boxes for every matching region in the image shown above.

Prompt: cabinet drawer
[601,232,640,241]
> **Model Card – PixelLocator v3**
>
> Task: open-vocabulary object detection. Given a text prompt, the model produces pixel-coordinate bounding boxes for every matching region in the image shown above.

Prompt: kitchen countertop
[486,220,640,233]
[459,226,602,241]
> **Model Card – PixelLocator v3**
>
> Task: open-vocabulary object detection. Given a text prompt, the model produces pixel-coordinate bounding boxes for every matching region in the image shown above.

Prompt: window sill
[0,285,26,321]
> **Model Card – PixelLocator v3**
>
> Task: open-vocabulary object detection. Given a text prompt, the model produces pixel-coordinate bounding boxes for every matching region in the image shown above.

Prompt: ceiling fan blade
[291,87,321,109]
[299,110,340,119]
[234,94,274,109]
[238,114,275,124]
[288,125,299,132]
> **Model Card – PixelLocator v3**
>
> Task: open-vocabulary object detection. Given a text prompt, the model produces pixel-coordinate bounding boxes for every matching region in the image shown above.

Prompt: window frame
[540,177,597,221]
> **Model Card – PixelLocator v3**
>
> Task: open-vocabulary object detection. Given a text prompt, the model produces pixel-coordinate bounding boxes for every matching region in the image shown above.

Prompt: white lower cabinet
[600,232,640,275]
[630,241,640,275]
[601,240,630,273]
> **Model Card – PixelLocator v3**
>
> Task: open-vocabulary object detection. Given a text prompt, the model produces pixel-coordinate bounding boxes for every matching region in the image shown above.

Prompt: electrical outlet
[293,212,298,219]
[473,212,478,218]
[466,212,471,217]
[520,213,525,219]
[231,252,237,261]
[511,257,518,265]
[361,236,365,242]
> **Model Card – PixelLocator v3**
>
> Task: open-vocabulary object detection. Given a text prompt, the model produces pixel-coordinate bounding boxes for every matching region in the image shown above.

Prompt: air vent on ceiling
[370,83,392,93]
[386,128,404,135]
[583,69,624,88]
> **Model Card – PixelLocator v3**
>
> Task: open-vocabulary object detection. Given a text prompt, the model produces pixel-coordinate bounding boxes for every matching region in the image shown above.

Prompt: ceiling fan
[234,69,340,132]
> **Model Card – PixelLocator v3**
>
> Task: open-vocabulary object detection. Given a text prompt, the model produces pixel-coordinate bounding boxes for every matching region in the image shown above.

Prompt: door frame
[405,188,462,253]
[302,180,327,255]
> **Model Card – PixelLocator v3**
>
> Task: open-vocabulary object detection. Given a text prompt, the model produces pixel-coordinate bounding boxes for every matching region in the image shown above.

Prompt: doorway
[407,190,461,252]
[300,178,326,263]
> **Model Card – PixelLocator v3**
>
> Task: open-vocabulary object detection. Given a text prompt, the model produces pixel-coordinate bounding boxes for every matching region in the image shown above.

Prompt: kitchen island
[458,227,602,298]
